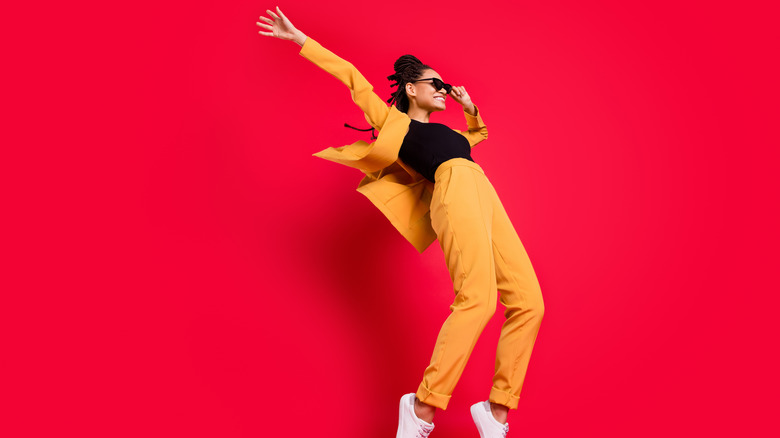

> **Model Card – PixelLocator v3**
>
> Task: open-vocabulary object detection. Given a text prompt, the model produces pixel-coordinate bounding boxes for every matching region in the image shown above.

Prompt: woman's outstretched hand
[449,86,476,115]
[256,6,307,46]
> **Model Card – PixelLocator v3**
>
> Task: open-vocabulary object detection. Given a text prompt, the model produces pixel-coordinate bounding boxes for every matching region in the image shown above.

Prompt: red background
[3,1,779,436]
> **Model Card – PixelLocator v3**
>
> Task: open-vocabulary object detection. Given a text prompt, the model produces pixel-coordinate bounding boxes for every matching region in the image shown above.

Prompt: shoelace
[500,423,509,437]
[416,423,434,438]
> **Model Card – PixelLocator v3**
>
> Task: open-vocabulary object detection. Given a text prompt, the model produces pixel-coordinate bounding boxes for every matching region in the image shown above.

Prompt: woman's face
[406,69,448,112]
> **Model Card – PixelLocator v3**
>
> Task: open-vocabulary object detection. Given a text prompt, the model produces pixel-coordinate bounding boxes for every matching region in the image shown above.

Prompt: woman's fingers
[258,7,295,40]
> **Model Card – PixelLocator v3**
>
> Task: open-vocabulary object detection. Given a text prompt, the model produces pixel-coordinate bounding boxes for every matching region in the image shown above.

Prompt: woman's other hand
[257,6,307,46]
[450,86,476,115]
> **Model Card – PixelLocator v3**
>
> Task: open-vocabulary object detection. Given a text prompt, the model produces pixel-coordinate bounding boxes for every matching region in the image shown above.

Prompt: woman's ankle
[489,402,509,424]
[414,396,436,423]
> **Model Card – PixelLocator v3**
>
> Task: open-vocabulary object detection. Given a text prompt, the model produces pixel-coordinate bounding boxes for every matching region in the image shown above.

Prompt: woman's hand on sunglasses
[449,86,473,109]
[257,6,307,46]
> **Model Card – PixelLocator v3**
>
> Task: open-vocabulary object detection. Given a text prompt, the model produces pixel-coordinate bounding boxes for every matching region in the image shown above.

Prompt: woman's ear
[406,82,415,98]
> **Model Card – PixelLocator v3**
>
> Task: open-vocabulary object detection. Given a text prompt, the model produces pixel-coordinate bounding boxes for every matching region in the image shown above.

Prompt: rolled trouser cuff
[489,386,520,410]
[416,382,452,410]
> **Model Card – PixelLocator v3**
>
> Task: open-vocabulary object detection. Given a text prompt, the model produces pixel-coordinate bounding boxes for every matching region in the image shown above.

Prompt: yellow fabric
[414,158,544,410]
[298,37,488,253]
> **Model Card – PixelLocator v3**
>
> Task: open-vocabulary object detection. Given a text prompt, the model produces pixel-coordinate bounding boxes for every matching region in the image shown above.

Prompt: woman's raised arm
[256,7,390,131]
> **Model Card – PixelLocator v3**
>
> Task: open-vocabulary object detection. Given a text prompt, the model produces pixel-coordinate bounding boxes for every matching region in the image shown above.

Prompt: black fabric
[399,119,475,183]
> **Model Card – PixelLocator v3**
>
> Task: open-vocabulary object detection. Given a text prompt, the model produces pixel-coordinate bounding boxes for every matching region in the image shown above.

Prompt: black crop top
[398,119,475,183]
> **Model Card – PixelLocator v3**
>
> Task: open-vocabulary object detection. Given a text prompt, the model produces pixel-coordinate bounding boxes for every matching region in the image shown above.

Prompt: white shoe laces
[416,423,434,438]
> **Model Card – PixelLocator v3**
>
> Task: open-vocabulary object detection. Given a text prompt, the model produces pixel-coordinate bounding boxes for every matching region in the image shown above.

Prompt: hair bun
[387,55,423,88]
[393,55,423,75]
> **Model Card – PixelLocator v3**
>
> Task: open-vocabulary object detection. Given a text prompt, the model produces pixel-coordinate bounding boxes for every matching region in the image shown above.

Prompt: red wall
[3,1,778,437]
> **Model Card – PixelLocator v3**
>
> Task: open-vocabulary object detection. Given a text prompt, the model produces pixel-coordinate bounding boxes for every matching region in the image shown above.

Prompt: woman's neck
[406,107,432,123]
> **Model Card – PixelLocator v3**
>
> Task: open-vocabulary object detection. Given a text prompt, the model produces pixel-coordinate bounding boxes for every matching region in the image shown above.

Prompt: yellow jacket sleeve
[454,104,489,148]
[299,36,391,132]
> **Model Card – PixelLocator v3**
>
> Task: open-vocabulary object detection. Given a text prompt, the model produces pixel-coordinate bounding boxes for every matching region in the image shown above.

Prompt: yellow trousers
[415,158,545,411]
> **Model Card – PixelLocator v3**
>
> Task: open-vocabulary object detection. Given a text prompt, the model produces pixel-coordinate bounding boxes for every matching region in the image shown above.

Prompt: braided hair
[386,54,432,113]
[344,54,431,139]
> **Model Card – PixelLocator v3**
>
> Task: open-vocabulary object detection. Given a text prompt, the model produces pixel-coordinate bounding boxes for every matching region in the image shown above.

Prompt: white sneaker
[396,393,435,438]
[470,401,509,438]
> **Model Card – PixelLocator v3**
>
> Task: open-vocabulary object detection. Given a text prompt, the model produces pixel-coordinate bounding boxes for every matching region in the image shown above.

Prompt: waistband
[434,158,485,181]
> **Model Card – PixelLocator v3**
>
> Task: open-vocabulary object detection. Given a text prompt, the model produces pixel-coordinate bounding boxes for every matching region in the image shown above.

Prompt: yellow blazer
[298,36,489,253]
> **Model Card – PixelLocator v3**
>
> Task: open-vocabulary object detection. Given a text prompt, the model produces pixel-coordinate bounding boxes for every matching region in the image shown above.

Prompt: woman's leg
[416,162,499,411]
[487,181,545,410]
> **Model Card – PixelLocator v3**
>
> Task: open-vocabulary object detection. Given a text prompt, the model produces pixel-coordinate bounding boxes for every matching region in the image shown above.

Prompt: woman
[257,7,544,438]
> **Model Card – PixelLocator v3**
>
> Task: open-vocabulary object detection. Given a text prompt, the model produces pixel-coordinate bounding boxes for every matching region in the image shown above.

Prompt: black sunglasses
[412,77,452,94]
